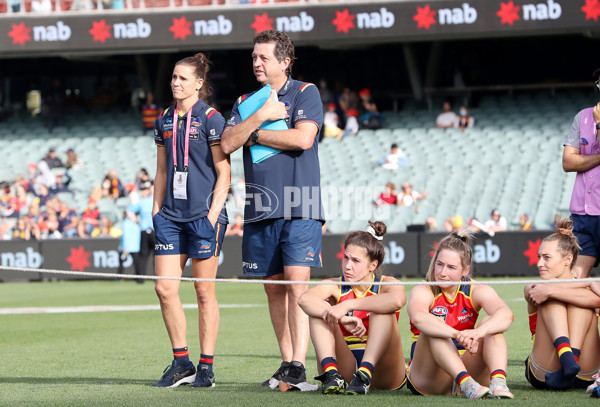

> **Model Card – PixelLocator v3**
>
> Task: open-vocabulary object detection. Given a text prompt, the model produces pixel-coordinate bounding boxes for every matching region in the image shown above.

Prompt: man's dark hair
[254,30,296,76]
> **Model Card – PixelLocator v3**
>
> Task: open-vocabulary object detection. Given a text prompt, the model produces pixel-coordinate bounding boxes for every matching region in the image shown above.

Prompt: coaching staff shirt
[226,78,325,223]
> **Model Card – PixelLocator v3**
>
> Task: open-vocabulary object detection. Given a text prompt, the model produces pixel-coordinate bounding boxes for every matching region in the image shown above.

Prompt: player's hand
[339,316,366,339]
[258,90,287,122]
[528,284,552,305]
[321,303,349,325]
[455,329,483,354]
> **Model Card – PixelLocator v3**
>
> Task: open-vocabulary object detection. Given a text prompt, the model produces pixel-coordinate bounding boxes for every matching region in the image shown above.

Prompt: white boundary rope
[3,265,600,286]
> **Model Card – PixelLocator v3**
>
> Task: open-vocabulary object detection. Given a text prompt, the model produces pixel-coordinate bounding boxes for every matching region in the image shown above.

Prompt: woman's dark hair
[343,221,387,275]
[175,52,212,102]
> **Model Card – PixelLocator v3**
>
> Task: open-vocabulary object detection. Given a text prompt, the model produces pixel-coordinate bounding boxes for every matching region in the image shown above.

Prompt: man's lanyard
[172,106,192,171]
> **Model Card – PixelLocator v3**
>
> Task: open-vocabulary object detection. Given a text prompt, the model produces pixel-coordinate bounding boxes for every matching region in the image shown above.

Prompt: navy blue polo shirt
[226,78,324,223]
[154,99,227,223]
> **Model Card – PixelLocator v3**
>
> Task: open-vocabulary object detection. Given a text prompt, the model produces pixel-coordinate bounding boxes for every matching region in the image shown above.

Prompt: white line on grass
[0,303,266,315]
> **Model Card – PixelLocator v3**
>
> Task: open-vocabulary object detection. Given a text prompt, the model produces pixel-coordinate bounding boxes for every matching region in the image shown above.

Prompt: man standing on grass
[221,30,324,391]
[562,68,600,279]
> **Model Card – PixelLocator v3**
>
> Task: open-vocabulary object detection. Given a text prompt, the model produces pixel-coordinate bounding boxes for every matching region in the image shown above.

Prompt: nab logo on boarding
[413,3,477,30]
[89,18,151,43]
[497,0,562,25]
[8,21,71,46]
[250,12,314,35]
[331,7,395,34]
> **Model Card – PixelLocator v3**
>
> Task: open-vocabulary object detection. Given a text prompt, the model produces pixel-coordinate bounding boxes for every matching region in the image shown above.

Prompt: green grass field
[0,278,595,406]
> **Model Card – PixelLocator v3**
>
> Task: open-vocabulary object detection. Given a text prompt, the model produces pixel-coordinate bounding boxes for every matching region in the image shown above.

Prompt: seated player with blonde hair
[524,217,600,390]
[407,227,514,399]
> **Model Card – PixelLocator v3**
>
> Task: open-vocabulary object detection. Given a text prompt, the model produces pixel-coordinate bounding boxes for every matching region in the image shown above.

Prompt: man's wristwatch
[250,129,260,144]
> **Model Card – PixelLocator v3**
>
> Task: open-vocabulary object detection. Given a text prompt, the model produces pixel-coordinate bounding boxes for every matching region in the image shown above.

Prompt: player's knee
[155,280,177,301]
[194,283,216,304]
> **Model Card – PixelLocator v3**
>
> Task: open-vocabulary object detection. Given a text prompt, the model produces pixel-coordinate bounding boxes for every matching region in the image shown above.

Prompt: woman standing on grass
[406,227,514,399]
[298,221,407,395]
[152,53,230,389]
[524,217,600,390]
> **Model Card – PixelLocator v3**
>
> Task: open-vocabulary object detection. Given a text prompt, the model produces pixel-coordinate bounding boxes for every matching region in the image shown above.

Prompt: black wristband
[596,122,600,130]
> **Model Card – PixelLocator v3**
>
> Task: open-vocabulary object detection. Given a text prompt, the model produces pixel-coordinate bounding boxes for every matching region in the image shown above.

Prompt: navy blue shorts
[242,218,322,277]
[153,213,226,258]
[571,214,600,264]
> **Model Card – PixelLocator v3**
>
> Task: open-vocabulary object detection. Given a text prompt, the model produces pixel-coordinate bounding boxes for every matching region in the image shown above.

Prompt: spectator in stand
[11,216,40,241]
[519,213,533,231]
[91,216,122,238]
[125,180,154,280]
[436,101,458,129]
[373,182,398,207]
[398,182,426,207]
[78,197,100,237]
[484,209,507,233]
[135,167,153,190]
[42,209,62,239]
[100,169,125,200]
[58,200,79,238]
[14,184,32,214]
[49,172,72,196]
[323,102,344,140]
[8,0,21,12]
[141,91,159,134]
[25,163,39,192]
[425,216,437,231]
[42,147,64,169]
[342,108,359,138]
[36,160,56,189]
[443,215,464,232]
[378,143,408,170]
[34,184,50,208]
[118,211,142,282]
[455,106,474,130]
[318,78,334,111]
[357,88,382,130]
[65,148,84,170]
[31,0,52,12]
[225,213,244,237]
[338,87,359,121]
[0,181,19,237]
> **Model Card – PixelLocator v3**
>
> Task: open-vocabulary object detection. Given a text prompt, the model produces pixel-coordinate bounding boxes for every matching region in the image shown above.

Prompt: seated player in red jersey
[298,221,406,395]
[524,217,600,391]
[406,227,514,399]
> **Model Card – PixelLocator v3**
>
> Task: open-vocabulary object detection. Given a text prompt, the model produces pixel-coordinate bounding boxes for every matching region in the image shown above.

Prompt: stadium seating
[0,88,593,233]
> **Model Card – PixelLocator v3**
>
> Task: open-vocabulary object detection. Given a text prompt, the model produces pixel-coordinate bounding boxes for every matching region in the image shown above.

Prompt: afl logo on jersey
[431,305,448,321]
[283,101,291,110]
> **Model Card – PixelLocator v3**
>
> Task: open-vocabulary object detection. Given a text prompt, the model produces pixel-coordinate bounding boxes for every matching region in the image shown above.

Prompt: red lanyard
[172,106,192,171]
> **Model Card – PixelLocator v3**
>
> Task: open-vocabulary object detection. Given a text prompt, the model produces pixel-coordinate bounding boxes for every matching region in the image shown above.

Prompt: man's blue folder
[238,84,286,163]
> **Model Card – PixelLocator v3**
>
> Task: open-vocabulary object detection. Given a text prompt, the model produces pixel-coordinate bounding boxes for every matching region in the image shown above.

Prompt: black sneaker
[152,360,196,388]
[282,361,307,385]
[314,370,347,394]
[192,364,215,388]
[345,372,371,395]
[261,361,290,387]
